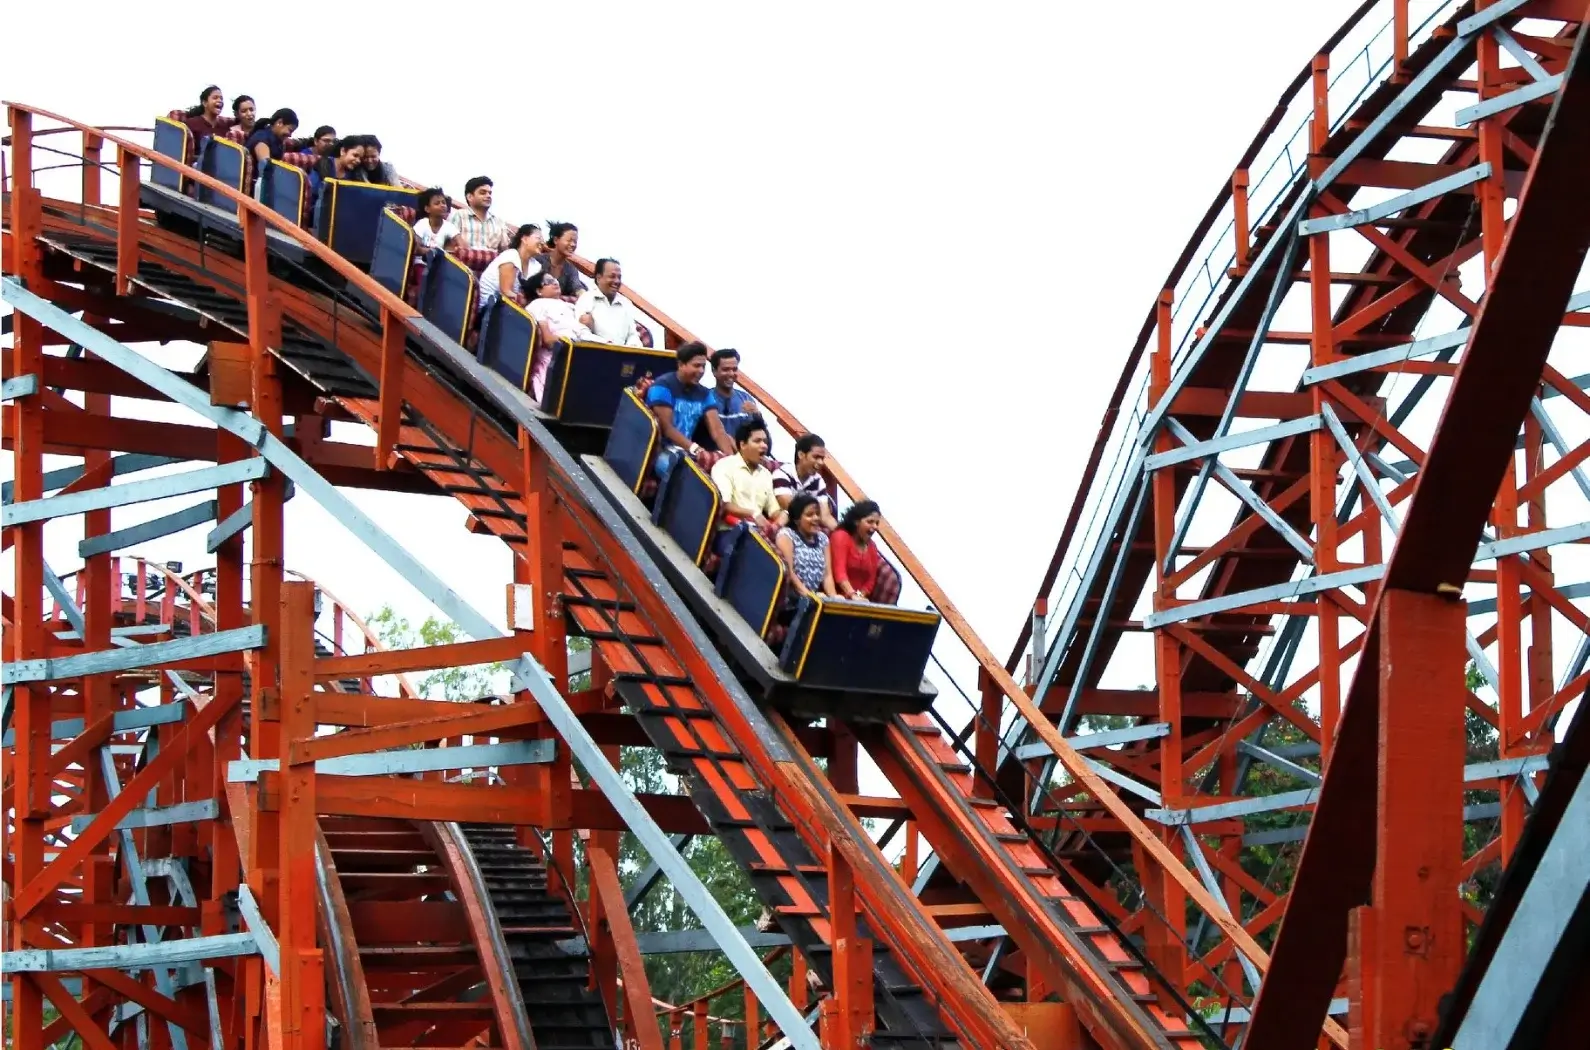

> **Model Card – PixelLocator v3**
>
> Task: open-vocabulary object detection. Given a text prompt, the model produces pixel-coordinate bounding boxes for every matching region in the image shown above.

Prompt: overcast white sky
[2,0,1368,685]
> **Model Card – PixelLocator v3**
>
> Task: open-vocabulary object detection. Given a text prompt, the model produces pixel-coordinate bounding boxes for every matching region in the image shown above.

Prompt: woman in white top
[521,272,587,401]
[412,188,457,252]
[525,271,595,341]
[477,223,544,309]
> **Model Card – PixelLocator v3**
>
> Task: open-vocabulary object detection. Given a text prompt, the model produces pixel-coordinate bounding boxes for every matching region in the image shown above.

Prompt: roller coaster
[4,1,1589,1048]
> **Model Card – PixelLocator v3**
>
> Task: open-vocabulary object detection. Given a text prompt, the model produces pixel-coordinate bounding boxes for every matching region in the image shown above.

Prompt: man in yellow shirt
[711,419,785,556]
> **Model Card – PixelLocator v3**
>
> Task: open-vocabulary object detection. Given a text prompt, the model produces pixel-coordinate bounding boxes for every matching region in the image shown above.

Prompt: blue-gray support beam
[1321,404,1400,529]
[2,624,266,685]
[1494,27,1552,83]
[1143,564,1384,629]
[55,624,173,642]
[1167,418,1317,564]
[226,739,556,780]
[1082,757,1161,805]
[70,799,220,835]
[1528,398,1590,503]
[1236,741,1322,785]
[1149,758,1550,825]
[1012,722,1171,761]
[2,459,269,528]
[1451,769,1590,1050]
[625,834,693,908]
[204,481,296,553]
[1145,415,1322,472]
[1457,73,1564,126]
[99,752,192,1050]
[555,921,1007,958]
[0,934,258,973]
[2,453,185,504]
[235,885,279,977]
[1,700,187,747]
[1179,824,1262,994]
[79,500,218,559]
[1302,325,1471,386]
[1477,521,1590,561]
[2,374,39,401]
[1052,477,1150,733]
[1298,163,1492,235]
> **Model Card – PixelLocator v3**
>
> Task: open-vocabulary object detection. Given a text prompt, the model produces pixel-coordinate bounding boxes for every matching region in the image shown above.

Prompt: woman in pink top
[831,500,887,603]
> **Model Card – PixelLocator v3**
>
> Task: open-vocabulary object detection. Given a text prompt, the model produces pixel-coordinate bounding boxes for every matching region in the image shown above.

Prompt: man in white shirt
[575,259,644,346]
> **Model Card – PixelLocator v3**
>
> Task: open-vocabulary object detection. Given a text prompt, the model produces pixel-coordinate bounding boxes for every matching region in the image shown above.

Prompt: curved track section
[998,0,1590,1045]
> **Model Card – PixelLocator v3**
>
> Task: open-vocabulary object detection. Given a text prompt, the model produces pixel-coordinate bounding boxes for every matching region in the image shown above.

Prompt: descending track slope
[4,123,1043,1047]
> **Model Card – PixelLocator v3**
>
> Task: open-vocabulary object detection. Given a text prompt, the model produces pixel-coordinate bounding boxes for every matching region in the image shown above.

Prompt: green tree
[366,605,510,700]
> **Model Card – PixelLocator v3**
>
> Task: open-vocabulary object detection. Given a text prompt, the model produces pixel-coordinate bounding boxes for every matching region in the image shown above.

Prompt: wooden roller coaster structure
[5,2,1590,1049]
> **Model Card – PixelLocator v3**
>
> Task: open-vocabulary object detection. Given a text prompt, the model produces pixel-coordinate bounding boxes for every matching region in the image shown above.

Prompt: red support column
[7,105,49,1050]
[826,841,874,1048]
[276,583,325,1050]
[242,207,287,1050]
[1358,589,1466,1050]
[1307,52,1343,756]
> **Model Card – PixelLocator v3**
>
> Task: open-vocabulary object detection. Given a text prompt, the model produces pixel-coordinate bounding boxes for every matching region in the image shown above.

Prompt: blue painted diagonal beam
[3,459,268,527]
[1167,418,1316,564]
[1,933,258,972]
[226,739,555,779]
[1298,163,1492,236]
[2,624,266,685]
[1457,74,1564,126]
[2,452,184,505]
[78,500,218,559]
[1301,325,1471,386]
[1146,414,1322,471]
[205,480,295,553]
[1,700,187,747]
[2,374,39,401]
[69,799,220,834]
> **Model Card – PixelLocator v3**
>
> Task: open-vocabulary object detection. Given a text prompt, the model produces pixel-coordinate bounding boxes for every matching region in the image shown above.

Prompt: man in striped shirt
[450,176,514,254]
[773,432,838,531]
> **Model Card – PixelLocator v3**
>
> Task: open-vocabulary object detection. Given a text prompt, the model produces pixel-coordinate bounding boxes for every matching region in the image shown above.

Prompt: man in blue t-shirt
[645,342,734,468]
[708,347,760,438]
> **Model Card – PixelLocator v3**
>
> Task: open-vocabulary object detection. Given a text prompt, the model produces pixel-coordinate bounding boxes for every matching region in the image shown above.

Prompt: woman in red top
[832,500,889,603]
[183,85,227,145]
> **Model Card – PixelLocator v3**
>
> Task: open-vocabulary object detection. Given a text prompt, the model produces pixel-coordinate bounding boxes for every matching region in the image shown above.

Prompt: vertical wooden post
[243,205,287,1050]
[1393,0,1409,71]
[116,148,140,295]
[82,130,103,206]
[827,843,873,1048]
[276,583,325,1050]
[692,1000,709,1050]
[1364,589,1466,1050]
[1232,168,1251,268]
[374,311,406,470]
[1307,52,1343,755]
[974,669,999,797]
[6,107,48,1050]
